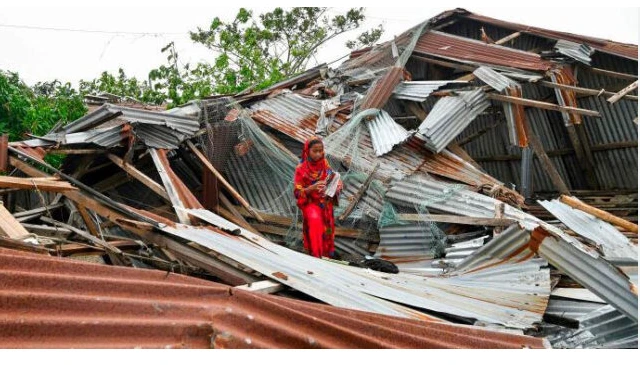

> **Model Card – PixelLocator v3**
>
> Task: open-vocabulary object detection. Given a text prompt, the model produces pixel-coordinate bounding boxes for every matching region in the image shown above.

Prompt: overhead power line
[0,23,186,36]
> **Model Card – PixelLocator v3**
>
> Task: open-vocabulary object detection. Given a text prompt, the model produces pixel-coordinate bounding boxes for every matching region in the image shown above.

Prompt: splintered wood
[0,176,77,192]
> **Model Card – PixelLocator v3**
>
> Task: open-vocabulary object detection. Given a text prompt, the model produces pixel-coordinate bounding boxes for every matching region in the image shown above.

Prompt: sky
[1,0,638,88]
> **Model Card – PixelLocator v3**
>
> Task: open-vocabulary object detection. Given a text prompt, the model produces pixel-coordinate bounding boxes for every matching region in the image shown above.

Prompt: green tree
[190,7,383,94]
[79,68,165,105]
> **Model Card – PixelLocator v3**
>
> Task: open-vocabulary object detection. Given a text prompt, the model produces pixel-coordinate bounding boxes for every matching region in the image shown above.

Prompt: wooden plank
[447,143,483,170]
[560,195,638,234]
[0,236,50,254]
[21,223,71,238]
[76,205,100,237]
[607,80,639,104]
[487,93,601,117]
[396,214,516,227]
[0,176,77,192]
[45,149,107,155]
[588,67,638,81]
[0,202,30,239]
[411,55,477,72]
[149,148,191,224]
[495,31,522,45]
[339,162,379,221]
[13,203,65,220]
[538,80,638,101]
[524,121,570,195]
[186,140,264,223]
[235,280,285,294]
[107,153,171,201]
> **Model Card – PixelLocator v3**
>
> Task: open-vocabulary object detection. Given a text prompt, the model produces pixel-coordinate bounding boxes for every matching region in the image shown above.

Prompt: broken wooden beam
[495,31,522,45]
[0,176,78,192]
[607,80,638,104]
[0,236,50,254]
[560,194,639,234]
[524,121,571,195]
[107,153,171,202]
[538,80,638,101]
[395,214,516,226]
[186,140,264,223]
[487,93,601,117]
[588,66,638,81]
[0,202,30,239]
[339,162,379,221]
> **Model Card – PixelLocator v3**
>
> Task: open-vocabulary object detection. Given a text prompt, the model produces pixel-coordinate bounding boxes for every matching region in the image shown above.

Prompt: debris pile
[0,8,637,349]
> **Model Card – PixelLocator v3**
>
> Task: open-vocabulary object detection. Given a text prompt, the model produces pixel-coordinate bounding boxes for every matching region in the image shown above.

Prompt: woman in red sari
[293,138,341,258]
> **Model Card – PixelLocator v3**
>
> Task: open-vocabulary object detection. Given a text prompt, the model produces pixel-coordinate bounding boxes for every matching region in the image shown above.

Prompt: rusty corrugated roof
[359,66,405,110]
[462,11,638,61]
[414,30,554,71]
[0,248,550,348]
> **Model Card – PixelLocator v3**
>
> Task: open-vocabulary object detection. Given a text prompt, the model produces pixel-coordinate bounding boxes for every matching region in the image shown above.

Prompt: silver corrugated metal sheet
[538,234,638,322]
[545,298,607,320]
[473,66,525,146]
[375,223,444,269]
[473,66,518,92]
[549,304,637,349]
[366,110,412,156]
[538,199,638,259]
[338,174,385,220]
[555,39,594,65]
[165,208,550,329]
[418,89,490,153]
[392,81,467,102]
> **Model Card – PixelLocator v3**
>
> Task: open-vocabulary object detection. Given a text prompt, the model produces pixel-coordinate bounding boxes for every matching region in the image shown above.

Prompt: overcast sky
[1,0,638,88]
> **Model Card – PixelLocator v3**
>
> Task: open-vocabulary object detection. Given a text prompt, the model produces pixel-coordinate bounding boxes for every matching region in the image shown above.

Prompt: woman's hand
[307,181,326,193]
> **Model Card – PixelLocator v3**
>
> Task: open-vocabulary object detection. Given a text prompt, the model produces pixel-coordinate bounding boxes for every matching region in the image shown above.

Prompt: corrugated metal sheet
[359,67,404,110]
[461,10,638,61]
[375,223,444,269]
[548,304,637,349]
[437,222,638,323]
[0,248,551,349]
[538,199,638,259]
[366,110,412,156]
[169,208,552,329]
[249,93,322,142]
[339,174,385,220]
[418,89,490,153]
[393,81,468,102]
[473,67,527,146]
[554,39,594,65]
[545,298,607,320]
[414,30,553,71]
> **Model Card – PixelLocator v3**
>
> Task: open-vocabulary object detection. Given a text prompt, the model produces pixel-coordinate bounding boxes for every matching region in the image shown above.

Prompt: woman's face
[309,142,324,162]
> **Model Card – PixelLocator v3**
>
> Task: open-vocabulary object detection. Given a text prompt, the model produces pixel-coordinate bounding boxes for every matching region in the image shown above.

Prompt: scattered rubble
[0,8,637,349]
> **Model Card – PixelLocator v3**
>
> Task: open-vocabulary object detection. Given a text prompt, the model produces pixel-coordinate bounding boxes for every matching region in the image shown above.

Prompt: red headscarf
[299,138,330,183]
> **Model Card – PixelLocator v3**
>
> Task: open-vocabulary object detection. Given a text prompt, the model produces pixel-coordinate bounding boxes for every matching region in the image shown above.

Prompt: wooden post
[186,140,264,223]
[560,195,638,234]
[523,121,570,195]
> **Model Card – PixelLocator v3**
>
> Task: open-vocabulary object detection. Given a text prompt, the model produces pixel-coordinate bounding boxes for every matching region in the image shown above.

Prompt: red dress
[293,140,340,258]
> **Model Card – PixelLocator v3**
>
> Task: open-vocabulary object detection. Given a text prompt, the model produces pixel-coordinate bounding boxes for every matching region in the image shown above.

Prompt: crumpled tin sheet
[163,208,552,329]
[417,89,490,153]
[366,110,413,156]
[393,81,467,102]
[538,199,638,259]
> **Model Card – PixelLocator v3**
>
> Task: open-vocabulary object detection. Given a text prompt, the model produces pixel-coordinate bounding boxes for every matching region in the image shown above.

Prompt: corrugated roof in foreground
[164,208,550,329]
[0,248,551,349]
[538,199,638,260]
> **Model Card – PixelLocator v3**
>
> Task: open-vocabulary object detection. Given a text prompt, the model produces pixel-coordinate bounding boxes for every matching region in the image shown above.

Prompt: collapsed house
[0,8,637,348]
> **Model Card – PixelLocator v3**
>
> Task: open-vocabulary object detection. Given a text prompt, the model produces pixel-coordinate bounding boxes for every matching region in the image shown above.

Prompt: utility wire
[0,23,186,36]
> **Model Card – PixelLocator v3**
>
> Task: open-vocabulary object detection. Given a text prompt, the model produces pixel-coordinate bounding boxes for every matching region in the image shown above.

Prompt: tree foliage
[1,70,86,141]
[190,7,383,94]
